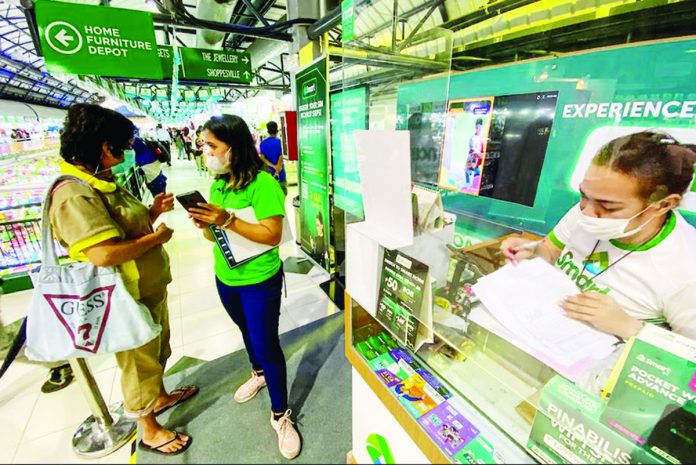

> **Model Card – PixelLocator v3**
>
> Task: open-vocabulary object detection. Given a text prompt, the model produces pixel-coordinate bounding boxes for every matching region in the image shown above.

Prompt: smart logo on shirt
[556,251,611,294]
[582,251,609,276]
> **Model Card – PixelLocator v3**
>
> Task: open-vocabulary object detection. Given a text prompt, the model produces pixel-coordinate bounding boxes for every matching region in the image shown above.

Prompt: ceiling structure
[1,0,695,118]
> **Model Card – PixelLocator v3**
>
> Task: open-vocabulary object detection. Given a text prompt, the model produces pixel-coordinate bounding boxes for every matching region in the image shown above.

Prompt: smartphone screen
[176,191,207,211]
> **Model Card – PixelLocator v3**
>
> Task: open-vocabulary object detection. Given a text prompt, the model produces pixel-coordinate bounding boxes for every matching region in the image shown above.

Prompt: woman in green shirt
[188,115,301,460]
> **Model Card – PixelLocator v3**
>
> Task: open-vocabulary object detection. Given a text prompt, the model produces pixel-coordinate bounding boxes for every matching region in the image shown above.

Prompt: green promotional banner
[330,86,368,219]
[397,38,696,238]
[35,0,161,79]
[296,56,332,271]
[341,0,355,43]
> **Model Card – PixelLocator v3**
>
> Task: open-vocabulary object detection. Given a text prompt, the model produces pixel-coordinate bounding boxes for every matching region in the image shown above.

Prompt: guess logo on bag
[43,286,115,353]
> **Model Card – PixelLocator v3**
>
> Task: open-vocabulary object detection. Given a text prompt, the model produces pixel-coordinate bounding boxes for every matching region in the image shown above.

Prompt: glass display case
[346,212,692,464]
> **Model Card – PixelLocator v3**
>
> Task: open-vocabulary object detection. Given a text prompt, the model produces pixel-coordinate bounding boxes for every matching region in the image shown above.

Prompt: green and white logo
[45,21,82,55]
[303,78,317,98]
[582,251,609,276]
[556,251,611,294]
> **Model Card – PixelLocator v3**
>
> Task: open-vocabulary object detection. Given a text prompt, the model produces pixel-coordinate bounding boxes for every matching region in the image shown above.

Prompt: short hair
[266,121,279,135]
[60,104,135,171]
[475,118,484,126]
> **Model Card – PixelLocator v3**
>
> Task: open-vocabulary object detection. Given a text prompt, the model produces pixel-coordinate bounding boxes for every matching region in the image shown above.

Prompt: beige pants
[115,289,171,417]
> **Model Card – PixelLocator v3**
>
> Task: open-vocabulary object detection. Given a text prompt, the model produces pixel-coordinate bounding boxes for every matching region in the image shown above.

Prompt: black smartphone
[175,191,207,212]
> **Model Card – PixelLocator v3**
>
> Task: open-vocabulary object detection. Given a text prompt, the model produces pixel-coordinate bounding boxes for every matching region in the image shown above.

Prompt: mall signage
[158,46,253,83]
[35,0,161,79]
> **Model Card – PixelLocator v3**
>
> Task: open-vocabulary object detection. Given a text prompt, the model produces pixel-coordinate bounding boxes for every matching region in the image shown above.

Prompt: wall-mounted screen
[438,91,558,206]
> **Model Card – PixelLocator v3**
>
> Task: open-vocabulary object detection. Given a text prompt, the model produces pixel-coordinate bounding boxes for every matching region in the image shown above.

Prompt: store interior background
[2,0,696,464]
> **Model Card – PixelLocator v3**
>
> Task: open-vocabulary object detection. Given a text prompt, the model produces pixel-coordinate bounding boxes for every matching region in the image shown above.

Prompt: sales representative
[502,131,696,340]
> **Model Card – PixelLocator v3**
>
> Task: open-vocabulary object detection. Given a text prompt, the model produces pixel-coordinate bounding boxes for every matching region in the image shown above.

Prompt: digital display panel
[438,91,559,206]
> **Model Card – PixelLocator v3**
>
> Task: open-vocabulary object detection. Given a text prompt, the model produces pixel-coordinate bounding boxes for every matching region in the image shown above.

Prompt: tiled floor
[0,158,339,463]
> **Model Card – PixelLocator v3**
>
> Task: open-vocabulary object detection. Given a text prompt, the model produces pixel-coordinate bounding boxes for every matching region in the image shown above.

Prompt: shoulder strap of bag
[41,174,97,267]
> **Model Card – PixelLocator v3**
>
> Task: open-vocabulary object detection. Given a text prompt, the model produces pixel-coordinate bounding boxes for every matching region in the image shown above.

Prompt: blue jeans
[215,269,287,412]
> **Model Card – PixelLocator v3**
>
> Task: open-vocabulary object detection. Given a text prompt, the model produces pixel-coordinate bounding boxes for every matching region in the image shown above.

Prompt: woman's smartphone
[175,191,207,212]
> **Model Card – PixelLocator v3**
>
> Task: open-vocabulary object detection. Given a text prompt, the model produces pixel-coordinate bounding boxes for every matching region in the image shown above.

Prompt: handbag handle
[40,175,95,267]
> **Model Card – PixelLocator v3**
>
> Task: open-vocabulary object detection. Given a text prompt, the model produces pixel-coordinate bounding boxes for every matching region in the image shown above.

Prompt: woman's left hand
[188,203,230,227]
[560,292,644,339]
[149,193,175,220]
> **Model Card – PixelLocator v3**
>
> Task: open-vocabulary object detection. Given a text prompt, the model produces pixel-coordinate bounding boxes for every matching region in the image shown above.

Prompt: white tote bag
[25,175,161,362]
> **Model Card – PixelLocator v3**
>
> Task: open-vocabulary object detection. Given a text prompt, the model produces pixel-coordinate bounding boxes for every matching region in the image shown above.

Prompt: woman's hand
[189,213,207,229]
[560,292,644,339]
[149,193,175,222]
[188,203,230,227]
[152,223,174,245]
[500,236,537,265]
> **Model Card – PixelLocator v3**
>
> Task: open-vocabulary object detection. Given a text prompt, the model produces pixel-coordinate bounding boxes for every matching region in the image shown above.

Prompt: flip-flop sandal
[154,385,199,416]
[139,432,193,455]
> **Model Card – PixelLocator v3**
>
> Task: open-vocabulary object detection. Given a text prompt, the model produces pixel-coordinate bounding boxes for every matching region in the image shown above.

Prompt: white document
[472,258,618,367]
[354,130,414,250]
[345,223,384,316]
[223,207,293,262]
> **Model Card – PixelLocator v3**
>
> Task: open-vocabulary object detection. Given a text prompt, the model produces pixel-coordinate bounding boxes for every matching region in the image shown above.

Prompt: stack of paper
[222,207,293,262]
[471,258,619,370]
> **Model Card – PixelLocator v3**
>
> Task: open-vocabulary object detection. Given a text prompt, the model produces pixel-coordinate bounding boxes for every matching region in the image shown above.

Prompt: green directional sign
[179,47,253,83]
[157,45,252,83]
[35,0,161,79]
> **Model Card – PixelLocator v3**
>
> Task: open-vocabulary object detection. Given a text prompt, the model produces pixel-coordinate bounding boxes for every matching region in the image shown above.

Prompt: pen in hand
[504,239,543,265]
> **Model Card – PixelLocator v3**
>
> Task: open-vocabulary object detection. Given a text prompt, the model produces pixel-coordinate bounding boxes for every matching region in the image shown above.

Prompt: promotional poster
[528,375,661,465]
[602,325,696,464]
[330,86,368,219]
[295,56,332,272]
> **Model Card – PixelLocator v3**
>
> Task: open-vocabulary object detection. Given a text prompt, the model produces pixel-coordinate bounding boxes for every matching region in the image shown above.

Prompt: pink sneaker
[234,371,267,403]
[271,410,302,459]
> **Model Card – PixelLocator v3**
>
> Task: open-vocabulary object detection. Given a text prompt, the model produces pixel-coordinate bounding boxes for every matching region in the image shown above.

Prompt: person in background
[51,104,197,455]
[172,129,186,160]
[259,121,287,195]
[155,124,171,166]
[133,136,167,197]
[193,126,206,176]
[187,114,300,460]
[502,131,696,340]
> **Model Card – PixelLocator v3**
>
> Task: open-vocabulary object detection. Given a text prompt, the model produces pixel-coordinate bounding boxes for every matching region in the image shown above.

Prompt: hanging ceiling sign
[158,46,253,83]
[35,0,162,79]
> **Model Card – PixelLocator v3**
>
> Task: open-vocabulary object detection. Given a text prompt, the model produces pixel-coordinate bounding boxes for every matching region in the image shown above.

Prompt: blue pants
[215,269,287,412]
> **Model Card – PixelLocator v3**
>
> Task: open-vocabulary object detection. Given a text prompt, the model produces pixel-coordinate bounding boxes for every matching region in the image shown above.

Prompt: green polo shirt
[210,171,286,286]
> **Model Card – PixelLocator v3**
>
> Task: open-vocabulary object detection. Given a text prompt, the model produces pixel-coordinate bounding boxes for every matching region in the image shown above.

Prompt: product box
[369,353,410,387]
[392,373,446,419]
[602,325,696,464]
[390,348,452,399]
[452,435,499,464]
[418,402,480,456]
[528,375,662,464]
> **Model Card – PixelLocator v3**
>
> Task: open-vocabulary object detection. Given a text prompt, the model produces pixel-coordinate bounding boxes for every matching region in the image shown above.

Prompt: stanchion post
[68,358,114,427]
[68,358,136,458]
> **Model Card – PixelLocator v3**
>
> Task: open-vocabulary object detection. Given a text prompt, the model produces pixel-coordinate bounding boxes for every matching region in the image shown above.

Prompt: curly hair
[593,131,696,202]
[60,104,135,171]
[203,114,264,191]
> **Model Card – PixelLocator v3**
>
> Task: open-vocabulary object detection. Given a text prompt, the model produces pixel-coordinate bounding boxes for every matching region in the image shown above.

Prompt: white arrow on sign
[243,71,251,79]
[55,29,74,48]
[242,56,249,64]
[45,21,82,55]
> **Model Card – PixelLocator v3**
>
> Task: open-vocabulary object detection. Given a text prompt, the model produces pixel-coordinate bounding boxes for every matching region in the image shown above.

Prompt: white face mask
[205,148,231,174]
[576,203,658,240]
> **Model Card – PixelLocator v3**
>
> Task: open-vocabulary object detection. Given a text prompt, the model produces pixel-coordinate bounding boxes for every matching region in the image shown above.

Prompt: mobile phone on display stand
[175,191,207,211]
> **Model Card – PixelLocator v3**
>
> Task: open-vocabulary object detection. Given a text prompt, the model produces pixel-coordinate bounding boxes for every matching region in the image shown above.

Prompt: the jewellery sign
[159,45,253,83]
[35,0,162,79]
